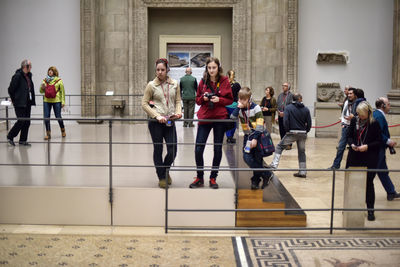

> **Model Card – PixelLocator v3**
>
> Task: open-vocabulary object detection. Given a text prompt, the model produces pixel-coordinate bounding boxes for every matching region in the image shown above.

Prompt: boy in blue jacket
[231,87,273,189]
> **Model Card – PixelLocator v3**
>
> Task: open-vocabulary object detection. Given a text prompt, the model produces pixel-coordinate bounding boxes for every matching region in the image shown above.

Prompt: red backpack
[44,79,60,98]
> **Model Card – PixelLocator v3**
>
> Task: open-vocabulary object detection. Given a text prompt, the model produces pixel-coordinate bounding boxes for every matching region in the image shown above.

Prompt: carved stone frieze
[286,0,298,91]
[316,83,344,103]
[80,0,96,117]
[316,53,348,64]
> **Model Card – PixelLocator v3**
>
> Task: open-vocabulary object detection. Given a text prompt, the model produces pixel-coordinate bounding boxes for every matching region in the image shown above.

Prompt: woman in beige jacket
[142,58,182,188]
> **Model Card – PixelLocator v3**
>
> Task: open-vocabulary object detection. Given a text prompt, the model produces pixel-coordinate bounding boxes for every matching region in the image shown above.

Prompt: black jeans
[7,104,31,142]
[366,172,376,210]
[243,134,272,183]
[195,122,226,179]
[148,121,177,180]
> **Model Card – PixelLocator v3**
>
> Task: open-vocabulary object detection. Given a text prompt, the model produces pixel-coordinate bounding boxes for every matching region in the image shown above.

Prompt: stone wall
[251,0,297,101]
[98,0,129,116]
[81,0,298,117]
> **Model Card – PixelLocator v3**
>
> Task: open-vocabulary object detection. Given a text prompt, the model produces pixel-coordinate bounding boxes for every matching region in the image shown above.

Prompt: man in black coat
[7,59,36,146]
[270,93,312,178]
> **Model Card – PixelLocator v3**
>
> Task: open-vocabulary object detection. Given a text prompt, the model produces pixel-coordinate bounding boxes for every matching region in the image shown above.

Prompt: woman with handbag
[142,58,182,188]
[231,87,273,190]
[260,86,277,134]
[189,57,233,189]
[40,66,66,140]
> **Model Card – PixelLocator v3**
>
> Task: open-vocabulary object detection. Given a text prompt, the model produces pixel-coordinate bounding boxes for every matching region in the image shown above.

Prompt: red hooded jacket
[196,75,233,124]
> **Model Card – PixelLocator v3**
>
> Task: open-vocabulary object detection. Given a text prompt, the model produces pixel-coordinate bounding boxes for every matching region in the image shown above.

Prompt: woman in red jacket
[189,57,233,189]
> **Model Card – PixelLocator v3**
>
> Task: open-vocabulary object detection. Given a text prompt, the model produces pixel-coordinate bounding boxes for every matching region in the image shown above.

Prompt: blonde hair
[48,66,59,77]
[238,87,252,100]
[227,70,235,84]
[356,101,374,124]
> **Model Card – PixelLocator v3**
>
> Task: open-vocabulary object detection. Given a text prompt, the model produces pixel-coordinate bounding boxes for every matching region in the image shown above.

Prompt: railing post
[234,118,239,221]
[165,168,169,234]
[47,130,51,166]
[95,95,98,122]
[329,169,336,234]
[5,97,9,131]
[109,120,113,226]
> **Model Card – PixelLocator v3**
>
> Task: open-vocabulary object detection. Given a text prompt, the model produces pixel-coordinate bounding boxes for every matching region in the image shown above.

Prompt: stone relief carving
[317,83,344,102]
[316,52,348,64]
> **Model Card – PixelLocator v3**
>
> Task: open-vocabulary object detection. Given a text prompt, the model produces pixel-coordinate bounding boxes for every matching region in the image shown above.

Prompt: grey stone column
[80,0,97,117]
[388,0,400,113]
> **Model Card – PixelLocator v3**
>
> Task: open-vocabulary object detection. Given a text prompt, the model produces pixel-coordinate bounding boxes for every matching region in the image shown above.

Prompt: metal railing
[1,116,400,234]
[0,94,144,130]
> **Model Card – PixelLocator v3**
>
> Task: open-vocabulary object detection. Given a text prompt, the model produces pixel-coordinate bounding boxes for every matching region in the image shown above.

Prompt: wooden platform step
[224,136,306,227]
[236,189,307,227]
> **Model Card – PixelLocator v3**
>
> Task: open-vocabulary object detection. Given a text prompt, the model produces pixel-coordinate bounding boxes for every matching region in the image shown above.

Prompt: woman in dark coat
[346,101,382,221]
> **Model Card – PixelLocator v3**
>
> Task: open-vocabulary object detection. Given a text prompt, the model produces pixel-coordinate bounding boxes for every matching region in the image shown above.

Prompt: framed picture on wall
[190,52,211,68]
[168,52,190,68]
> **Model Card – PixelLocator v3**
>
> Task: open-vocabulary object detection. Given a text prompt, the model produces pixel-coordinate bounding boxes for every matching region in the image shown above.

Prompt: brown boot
[61,128,66,138]
[44,131,51,140]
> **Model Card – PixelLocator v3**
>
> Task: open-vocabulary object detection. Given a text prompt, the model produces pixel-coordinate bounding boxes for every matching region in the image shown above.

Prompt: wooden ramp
[224,137,307,227]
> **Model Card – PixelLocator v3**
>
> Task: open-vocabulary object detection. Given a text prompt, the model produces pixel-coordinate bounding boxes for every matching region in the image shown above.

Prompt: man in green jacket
[180,67,197,127]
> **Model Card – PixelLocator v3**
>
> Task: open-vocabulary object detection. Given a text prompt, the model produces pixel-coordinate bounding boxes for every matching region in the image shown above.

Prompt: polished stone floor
[1,121,400,233]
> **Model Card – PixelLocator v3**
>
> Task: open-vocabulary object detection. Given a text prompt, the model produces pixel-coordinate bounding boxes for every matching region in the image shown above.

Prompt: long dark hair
[203,57,223,90]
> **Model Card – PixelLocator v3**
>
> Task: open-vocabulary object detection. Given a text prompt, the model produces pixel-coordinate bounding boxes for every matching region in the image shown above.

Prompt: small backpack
[44,79,60,98]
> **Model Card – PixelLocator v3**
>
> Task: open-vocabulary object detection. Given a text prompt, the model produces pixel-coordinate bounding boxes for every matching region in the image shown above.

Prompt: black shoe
[387,192,400,201]
[189,177,204,188]
[293,172,306,178]
[261,173,274,189]
[209,178,219,189]
[18,141,31,146]
[328,166,338,170]
[367,211,375,221]
[7,137,15,146]
[227,137,236,144]
[251,180,260,190]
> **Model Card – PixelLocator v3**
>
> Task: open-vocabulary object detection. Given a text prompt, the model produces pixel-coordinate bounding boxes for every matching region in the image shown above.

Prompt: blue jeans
[243,135,272,183]
[148,121,177,180]
[195,122,226,179]
[375,147,396,195]
[43,102,64,131]
[331,126,348,169]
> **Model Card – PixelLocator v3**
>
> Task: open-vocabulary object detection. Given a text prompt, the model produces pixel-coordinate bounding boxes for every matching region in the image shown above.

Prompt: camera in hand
[205,92,217,109]
[389,146,396,155]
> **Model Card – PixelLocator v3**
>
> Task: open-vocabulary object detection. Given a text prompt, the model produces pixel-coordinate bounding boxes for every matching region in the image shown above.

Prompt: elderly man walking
[373,97,400,201]
[180,67,197,127]
[7,59,36,146]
